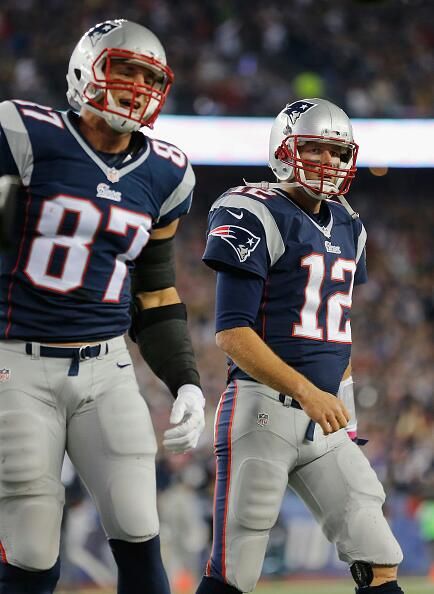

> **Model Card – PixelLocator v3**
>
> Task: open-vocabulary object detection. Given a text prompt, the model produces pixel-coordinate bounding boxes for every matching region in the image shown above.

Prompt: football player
[0,19,205,594]
[195,99,404,594]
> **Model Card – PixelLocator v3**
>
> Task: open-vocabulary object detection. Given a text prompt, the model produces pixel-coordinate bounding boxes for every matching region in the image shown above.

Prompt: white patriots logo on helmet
[209,225,261,263]
[88,21,121,46]
[283,100,317,126]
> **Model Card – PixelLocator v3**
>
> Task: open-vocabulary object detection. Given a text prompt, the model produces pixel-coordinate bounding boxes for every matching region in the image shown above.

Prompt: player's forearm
[216,326,320,403]
[135,286,181,309]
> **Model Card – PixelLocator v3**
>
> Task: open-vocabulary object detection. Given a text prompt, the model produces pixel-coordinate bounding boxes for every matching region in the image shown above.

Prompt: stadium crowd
[0,0,433,118]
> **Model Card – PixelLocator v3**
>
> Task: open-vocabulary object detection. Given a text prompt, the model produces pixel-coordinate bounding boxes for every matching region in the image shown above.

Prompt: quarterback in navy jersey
[0,19,205,594]
[196,99,404,594]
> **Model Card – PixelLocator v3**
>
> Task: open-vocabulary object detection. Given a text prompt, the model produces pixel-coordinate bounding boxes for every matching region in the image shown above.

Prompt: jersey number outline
[15,100,64,129]
[150,139,186,168]
[24,195,152,302]
[292,253,356,343]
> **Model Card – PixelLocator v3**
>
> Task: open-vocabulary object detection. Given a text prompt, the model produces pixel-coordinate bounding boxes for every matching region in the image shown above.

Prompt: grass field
[56,576,433,594]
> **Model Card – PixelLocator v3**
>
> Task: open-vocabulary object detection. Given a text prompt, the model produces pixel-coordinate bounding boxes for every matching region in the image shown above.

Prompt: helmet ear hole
[74,69,81,81]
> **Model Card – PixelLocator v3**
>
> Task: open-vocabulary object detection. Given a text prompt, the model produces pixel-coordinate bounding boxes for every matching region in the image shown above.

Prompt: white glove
[163,384,205,453]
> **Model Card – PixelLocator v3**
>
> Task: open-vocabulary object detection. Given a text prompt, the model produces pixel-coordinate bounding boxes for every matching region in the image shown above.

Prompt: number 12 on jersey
[292,253,356,343]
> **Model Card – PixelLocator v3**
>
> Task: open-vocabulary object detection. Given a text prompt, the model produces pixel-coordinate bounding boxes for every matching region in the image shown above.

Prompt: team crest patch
[0,369,11,383]
[88,21,121,46]
[257,412,269,427]
[209,225,261,263]
[97,183,122,202]
[283,100,316,126]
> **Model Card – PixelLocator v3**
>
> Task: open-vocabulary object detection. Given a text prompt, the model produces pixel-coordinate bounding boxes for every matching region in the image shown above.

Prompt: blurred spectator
[0,0,433,118]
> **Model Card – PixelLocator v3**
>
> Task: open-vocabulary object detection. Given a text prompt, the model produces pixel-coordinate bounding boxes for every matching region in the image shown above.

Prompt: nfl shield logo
[0,368,11,383]
[106,168,120,183]
[257,412,269,427]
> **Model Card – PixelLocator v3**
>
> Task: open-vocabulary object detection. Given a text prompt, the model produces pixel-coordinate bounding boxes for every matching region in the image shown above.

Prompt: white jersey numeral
[25,196,152,300]
[327,259,356,343]
[25,196,102,292]
[15,100,64,129]
[151,140,186,168]
[293,254,325,340]
[292,254,356,343]
[103,207,152,302]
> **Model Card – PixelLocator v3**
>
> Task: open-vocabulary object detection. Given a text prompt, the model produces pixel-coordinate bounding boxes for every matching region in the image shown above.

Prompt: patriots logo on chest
[209,225,261,263]
[283,100,316,126]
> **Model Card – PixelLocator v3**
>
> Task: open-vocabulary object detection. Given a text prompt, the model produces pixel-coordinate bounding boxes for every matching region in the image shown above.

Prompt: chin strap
[336,193,359,219]
[242,179,359,219]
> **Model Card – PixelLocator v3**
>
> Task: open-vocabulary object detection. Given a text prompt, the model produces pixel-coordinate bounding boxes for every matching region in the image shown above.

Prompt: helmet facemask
[274,134,358,201]
[83,47,173,133]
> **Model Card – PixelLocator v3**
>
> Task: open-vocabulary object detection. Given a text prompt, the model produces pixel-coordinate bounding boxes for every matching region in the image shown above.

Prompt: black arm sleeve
[131,236,175,293]
[131,302,201,397]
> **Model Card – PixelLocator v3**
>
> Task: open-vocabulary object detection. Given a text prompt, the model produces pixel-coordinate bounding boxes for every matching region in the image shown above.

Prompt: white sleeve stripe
[0,101,33,185]
[158,161,196,219]
[210,194,285,265]
[356,223,367,264]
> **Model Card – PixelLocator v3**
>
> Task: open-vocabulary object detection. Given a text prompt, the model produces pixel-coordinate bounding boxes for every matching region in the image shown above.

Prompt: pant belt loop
[97,343,108,360]
[31,342,40,360]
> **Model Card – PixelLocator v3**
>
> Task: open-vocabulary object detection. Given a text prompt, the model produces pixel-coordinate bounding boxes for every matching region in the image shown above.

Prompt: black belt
[25,343,108,377]
[279,393,315,442]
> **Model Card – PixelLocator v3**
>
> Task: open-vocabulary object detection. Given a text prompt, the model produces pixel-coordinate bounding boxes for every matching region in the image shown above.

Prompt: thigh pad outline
[96,391,157,457]
[233,458,287,531]
[0,410,49,488]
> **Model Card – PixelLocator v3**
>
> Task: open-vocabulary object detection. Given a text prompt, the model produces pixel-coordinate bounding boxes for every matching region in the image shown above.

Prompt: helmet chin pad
[296,179,340,201]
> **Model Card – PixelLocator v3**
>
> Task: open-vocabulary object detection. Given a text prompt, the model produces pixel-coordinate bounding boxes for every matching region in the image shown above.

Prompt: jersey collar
[62,110,151,183]
[274,189,334,238]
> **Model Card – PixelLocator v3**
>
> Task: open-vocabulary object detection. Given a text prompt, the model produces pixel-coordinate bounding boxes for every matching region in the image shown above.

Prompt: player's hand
[163,384,205,453]
[299,388,350,436]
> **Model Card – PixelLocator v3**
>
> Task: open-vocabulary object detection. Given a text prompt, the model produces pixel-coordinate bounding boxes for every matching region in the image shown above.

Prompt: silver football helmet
[66,19,173,132]
[269,98,359,204]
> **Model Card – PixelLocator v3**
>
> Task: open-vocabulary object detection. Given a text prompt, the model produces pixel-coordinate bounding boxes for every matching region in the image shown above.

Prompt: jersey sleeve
[215,270,265,332]
[153,158,195,229]
[203,192,286,280]
[203,206,269,278]
[353,218,368,285]
[0,102,29,180]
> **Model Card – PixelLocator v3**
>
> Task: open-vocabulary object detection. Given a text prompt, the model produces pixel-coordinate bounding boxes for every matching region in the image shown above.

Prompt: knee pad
[329,444,403,566]
[337,505,403,566]
[104,466,159,541]
[227,458,287,592]
[0,410,64,570]
[3,496,64,570]
[0,410,48,488]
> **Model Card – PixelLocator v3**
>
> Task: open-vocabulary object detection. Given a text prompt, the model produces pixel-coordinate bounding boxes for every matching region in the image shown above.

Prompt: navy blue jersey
[0,100,195,341]
[203,185,367,395]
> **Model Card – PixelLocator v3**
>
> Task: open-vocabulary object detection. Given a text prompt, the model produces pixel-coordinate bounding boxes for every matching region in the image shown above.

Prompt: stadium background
[0,0,433,592]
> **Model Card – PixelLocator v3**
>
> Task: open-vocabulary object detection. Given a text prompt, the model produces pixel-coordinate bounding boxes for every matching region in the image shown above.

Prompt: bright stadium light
[148,116,434,168]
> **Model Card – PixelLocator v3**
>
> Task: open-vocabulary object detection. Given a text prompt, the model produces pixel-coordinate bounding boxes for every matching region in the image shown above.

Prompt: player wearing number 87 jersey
[0,19,205,594]
[196,99,404,594]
